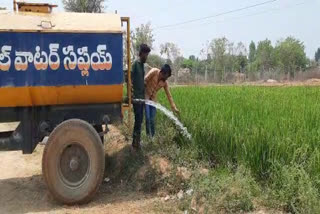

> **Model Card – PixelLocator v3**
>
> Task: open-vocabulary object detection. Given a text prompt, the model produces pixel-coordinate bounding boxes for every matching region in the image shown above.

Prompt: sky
[2,0,319,58]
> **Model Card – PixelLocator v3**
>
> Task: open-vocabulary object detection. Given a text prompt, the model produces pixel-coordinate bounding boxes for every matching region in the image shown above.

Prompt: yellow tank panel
[0,85,123,107]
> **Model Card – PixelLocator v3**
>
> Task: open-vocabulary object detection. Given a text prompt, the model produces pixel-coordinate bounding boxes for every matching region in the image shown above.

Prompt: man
[131,44,151,149]
[144,64,179,137]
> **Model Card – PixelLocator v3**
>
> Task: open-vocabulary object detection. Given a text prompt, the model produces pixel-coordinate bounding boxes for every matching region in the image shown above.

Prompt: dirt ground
[0,126,179,214]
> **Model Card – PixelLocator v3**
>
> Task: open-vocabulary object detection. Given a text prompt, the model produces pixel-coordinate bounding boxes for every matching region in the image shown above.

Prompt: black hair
[139,44,151,55]
[160,64,172,77]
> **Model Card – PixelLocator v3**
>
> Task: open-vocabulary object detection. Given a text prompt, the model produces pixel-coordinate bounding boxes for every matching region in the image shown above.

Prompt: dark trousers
[145,104,156,137]
[133,103,144,143]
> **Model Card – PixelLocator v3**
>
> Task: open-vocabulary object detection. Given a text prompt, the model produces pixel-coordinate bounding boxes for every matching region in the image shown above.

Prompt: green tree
[256,39,274,74]
[237,55,248,73]
[123,22,154,67]
[62,0,105,13]
[182,59,194,70]
[234,42,248,73]
[209,37,228,60]
[315,48,320,63]
[160,43,180,61]
[207,38,248,80]
[209,37,229,82]
[182,55,198,70]
[147,54,165,69]
[189,55,196,61]
[174,56,185,69]
[225,41,236,73]
[274,36,307,79]
[249,41,256,63]
[131,23,154,58]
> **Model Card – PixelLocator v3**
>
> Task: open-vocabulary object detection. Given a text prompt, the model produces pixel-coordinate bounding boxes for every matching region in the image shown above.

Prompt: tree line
[62,0,320,82]
[130,22,319,82]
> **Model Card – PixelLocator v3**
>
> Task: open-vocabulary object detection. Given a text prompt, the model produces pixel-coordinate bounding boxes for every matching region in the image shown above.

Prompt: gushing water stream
[133,99,192,140]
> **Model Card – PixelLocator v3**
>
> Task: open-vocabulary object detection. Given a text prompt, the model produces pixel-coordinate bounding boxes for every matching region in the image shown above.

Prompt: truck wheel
[42,119,105,205]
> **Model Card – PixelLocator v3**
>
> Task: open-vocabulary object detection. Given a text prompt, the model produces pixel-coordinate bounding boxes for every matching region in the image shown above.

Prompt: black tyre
[42,119,105,205]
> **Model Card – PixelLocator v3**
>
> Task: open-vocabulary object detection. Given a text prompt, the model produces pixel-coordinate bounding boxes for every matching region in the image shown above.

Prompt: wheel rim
[58,143,90,188]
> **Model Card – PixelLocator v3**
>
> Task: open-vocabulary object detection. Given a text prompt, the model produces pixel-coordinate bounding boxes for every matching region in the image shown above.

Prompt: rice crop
[158,86,320,181]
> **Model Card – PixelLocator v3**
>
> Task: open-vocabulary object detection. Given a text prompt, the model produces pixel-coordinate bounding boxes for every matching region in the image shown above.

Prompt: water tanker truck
[0,2,132,204]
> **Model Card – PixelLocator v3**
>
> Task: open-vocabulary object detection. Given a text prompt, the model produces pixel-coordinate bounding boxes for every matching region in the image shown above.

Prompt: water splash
[133,99,192,140]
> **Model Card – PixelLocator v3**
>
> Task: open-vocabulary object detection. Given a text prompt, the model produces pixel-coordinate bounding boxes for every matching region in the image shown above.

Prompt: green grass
[157,86,320,212]
[188,165,260,213]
